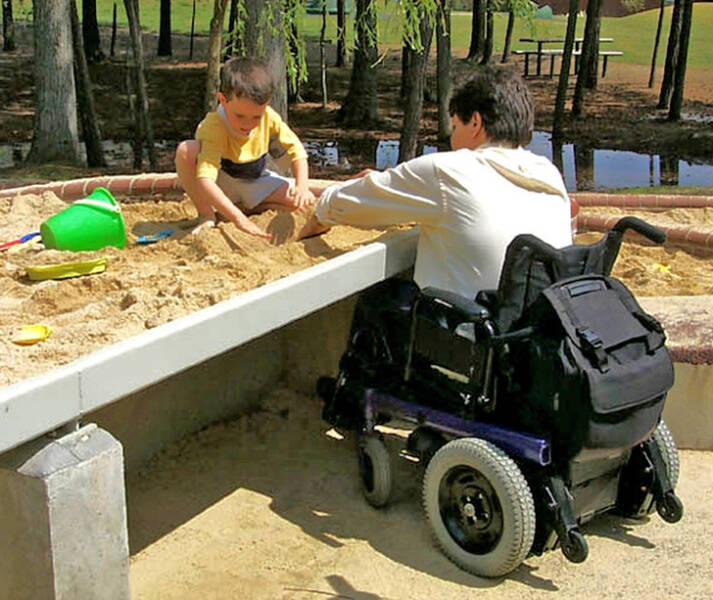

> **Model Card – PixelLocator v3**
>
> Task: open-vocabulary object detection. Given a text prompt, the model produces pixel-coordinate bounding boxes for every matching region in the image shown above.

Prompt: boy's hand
[234,214,273,240]
[287,185,316,209]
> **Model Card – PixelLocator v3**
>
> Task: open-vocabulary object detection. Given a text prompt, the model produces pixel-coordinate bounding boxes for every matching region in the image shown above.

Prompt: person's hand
[234,214,273,240]
[297,214,331,240]
[350,168,376,180]
[287,185,316,209]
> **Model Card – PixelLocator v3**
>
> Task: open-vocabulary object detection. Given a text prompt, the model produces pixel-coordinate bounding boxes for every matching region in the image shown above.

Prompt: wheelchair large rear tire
[422,438,535,577]
[359,435,393,508]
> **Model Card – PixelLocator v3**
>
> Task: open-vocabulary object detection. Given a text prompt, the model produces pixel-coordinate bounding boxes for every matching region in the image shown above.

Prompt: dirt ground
[127,388,713,600]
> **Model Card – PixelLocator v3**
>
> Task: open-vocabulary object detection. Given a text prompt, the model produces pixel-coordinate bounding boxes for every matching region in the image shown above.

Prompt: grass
[87,1,713,70]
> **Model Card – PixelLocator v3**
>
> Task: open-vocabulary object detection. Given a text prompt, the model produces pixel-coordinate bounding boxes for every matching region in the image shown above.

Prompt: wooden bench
[574,50,623,78]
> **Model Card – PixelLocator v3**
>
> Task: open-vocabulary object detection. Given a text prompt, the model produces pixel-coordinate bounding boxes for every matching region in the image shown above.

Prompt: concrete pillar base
[0,424,129,600]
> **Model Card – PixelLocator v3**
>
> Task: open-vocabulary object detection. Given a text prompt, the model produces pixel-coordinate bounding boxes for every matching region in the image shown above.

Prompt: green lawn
[92,1,712,70]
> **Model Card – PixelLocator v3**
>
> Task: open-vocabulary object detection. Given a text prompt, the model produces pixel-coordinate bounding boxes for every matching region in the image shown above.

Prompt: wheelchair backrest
[496,230,624,333]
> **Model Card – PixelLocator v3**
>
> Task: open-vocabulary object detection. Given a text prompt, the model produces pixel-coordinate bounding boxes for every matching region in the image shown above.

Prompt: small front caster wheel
[657,491,683,523]
[561,530,588,564]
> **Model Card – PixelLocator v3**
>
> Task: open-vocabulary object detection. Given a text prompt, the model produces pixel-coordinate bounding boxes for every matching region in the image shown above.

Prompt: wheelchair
[317,216,684,577]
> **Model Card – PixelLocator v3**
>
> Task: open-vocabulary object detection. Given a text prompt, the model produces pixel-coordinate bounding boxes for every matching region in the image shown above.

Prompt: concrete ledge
[0,228,419,454]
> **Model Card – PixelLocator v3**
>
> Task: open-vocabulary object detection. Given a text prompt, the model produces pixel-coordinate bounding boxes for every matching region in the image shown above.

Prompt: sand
[1,194,712,388]
[0,192,397,388]
[127,387,713,599]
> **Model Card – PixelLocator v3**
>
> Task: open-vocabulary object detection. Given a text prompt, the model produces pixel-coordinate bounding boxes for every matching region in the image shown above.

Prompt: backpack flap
[544,276,674,416]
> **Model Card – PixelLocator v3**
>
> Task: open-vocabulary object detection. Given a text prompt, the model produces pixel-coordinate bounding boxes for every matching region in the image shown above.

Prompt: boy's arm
[288,157,316,208]
[197,177,272,239]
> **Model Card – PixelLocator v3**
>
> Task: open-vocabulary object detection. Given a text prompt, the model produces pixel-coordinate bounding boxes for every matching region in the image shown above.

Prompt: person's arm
[297,154,444,239]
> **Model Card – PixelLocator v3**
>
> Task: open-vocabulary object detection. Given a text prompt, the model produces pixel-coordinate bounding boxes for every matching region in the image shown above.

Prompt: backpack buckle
[576,327,609,372]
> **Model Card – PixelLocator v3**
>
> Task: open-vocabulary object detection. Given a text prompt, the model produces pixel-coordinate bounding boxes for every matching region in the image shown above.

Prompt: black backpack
[508,273,673,462]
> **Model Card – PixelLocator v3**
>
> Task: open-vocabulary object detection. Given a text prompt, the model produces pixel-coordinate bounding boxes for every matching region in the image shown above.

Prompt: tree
[319,0,328,107]
[436,0,452,141]
[70,0,105,167]
[657,0,683,109]
[123,0,157,169]
[468,0,485,60]
[158,0,172,56]
[336,0,346,67]
[82,0,103,62]
[501,7,515,63]
[399,12,434,162]
[110,1,118,56]
[668,0,693,121]
[2,0,16,51]
[26,0,80,164]
[226,0,242,58]
[479,0,493,65]
[648,0,666,88]
[189,0,197,59]
[204,0,229,114]
[571,0,602,117]
[552,0,578,141]
[338,0,379,126]
[243,0,288,118]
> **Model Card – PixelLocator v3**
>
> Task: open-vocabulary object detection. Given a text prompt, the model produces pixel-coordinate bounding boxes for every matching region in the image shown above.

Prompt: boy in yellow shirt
[175,57,315,238]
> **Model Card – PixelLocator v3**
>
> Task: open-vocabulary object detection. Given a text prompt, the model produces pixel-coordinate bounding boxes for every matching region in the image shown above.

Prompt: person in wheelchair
[298,65,573,300]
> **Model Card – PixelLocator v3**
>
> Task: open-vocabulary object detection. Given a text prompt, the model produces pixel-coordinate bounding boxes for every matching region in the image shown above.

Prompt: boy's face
[218,93,268,137]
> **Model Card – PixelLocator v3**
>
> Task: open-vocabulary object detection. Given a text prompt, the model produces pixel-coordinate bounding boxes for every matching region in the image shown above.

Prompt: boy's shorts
[216,169,293,211]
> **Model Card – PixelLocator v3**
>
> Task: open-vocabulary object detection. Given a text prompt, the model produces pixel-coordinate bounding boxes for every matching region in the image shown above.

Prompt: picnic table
[515,37,617,78]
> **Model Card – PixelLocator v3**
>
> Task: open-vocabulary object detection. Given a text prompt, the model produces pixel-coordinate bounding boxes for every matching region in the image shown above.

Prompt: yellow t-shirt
[195,105,307,181]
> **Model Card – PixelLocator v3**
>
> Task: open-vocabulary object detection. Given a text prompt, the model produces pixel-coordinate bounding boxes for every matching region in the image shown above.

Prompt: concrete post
[0,424,130,600]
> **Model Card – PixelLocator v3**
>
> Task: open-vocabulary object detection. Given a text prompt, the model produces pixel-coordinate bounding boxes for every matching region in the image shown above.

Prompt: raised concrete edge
[0,228,419,454]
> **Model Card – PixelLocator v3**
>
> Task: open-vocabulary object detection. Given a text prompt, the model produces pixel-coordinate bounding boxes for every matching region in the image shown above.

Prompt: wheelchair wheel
[646,419,680,515]
[358,435,393,508]
[422,438,535,577]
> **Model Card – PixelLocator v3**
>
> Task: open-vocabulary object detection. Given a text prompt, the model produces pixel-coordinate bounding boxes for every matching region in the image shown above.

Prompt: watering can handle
[73,199,121,213]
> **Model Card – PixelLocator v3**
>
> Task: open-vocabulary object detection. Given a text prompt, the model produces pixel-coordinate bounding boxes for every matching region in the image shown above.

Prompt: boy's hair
[449,65,534,147]
[220,57,275,105]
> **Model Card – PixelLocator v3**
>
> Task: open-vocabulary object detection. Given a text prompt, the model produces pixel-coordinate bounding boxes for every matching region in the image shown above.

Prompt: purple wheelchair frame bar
[364,389,551,466]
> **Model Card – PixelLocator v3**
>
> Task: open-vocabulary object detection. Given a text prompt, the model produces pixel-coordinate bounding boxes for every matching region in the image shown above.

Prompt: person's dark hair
[449,65,534,147]
[220,57,275,104]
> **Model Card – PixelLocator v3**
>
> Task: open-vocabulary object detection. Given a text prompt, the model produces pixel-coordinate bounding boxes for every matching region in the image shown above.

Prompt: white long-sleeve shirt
[315,145,572,299]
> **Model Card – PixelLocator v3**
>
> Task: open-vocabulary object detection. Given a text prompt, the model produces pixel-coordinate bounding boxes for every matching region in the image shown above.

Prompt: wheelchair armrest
[420,287,491,321]
[475,289,499,312]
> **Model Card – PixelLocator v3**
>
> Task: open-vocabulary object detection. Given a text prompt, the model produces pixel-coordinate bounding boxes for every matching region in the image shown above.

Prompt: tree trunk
[571,0,601,117]
[26,0,80,164]
[71,0,105,167]
[124,0,157,170]
[205,0,228,113]
[657,0,683,109]
[320,0,328,107]
[226,0,239,57]
[399,14,433,162]
[479,0,493,65]
[338,0,378,126]
[189,0,196,59]
[336,0,346,67]
[158,0,172,56]
[2,0,16,51]
[467,0,485,60]
[648,0,666,88]
[436,0,452,141]
[668,0,692,121]
[552,0,578,141]
[110,2,117,56]
[243,0,287,118]
[401,44,412,99]
[501,9,514,63]
[82,0,103,62]
[287,4,302,103]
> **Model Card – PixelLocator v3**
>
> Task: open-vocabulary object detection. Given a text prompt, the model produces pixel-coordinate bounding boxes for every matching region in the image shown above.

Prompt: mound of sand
[2,194,712,388]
